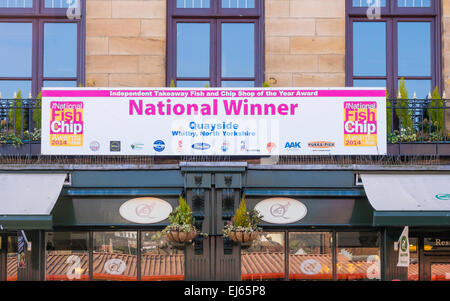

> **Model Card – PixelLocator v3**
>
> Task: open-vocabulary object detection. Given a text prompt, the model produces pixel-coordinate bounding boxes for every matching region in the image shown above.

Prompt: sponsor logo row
[89,140,336,153]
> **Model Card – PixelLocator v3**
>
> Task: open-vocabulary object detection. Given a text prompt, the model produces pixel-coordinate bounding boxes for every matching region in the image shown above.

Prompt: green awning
[0,215,53,230]
[373,211,450,226]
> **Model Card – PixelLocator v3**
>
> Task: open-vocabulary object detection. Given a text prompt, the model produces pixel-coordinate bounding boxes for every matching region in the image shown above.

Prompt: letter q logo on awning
[119,197,172,224]
[255,197,307,224]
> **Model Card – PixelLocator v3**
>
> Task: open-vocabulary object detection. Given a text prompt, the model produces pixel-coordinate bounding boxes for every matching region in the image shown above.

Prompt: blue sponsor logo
[285,141,301,149]
[192,143,211,150]
[153,140,165,152]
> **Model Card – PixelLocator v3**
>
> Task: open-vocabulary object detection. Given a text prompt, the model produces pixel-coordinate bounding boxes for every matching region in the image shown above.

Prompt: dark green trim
[63,188,182,197]
[0,215,52,230]
[373,211,450,226]
[244,189,365,197]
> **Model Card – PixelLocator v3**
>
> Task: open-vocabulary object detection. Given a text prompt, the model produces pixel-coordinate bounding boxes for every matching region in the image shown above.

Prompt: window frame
[166,0,264,87]
[0,0,85,98]
[345,0,441,98]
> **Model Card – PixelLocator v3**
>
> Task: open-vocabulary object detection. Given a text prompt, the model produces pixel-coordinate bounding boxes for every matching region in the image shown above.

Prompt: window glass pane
[176,0,210,8]
[353,22,386,76]
[408,237,419,281]
[353,79,386,88]
[0,80,32,99]
[45,232,89,281]
[337,232,381,281]
[176,80,210,87]
[241,232,285,281]
[398,22,430,77]
[352,0,386,7]
[431,264,450,281]
[45,0,75,8]
[221,81,254,87]
[7,236,17,281]
[177,23,210,78]
[222,23,254,78]
[44,23,78,78]
[397,0,430,7]
[93,232,137,281]
[398,79,431,99]
[43,81,78,87]
[141,231,184,281]
[289,232,333,280]
[0,0,32,8]
[0,23,32,77]
[222,0,255,8]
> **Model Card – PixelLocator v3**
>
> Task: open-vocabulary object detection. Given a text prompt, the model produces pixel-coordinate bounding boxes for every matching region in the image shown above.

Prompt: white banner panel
[41,87,387,156]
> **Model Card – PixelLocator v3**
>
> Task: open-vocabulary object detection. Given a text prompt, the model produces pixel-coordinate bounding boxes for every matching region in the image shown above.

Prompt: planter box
[0,143,41,156]
[387,143,450,156]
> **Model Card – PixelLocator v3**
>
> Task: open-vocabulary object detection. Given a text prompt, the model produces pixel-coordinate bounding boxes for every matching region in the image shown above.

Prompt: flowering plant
[222,195,263,240]
[162,195,198,234]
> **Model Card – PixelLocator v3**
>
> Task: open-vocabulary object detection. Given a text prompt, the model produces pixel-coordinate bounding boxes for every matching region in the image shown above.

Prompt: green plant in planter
[396,78,414,134]
[428,86,445,135]
[163,195,197,233]
[8,89,28,137]
[222,195,263,244]
[162,195,206,245]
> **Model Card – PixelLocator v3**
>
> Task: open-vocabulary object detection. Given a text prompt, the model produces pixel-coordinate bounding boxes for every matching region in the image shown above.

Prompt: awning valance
[0,173,66,230]
[361,173,450,226]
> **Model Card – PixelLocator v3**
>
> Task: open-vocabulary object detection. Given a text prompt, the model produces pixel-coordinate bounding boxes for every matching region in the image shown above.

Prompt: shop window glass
[44,23,78,78]
[397,0,430,7]
[93,232,137,281]
[348,2,439,99]
[0,80,32,99]
[7,236,17,281]
[398,22,430,77]
[352,0,387,7]
[45,232,89,281]
[408,237,419,281]
[0,2,83,98]
[289,232,333,280]
[241,232,285,281]
[353,22,386,77]
[221,23,254,78]
[221,81,254,87]
[0,23,32,77]
[176,23,210,78]
[0,0,33,8]
[168,2,262,87]
[44,0,73,8]
[141,231,184,281]
[176,80,210,87]
[222,0,255,8]
[336,231,381,281]
[431,264,450,281]
[176,0,210,8]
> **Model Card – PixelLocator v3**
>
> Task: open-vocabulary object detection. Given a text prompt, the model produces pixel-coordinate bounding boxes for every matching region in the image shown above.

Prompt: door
[0,233,18,281]
[184,172,242,281]
[423,257,450,281]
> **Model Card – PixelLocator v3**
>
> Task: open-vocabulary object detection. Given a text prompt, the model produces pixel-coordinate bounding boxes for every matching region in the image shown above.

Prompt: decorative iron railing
[0,98,448,153]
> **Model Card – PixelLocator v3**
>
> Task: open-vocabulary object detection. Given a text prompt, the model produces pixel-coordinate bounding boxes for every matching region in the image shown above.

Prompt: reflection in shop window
[408,237,419,281]
[337,232,381,281]
[45,232,89,281]
[431,264,450,281]
[141,231,184,281]
[93,232,137,281]
[241,232,284,281]
[7,236,17,281]
[289,232,333,280]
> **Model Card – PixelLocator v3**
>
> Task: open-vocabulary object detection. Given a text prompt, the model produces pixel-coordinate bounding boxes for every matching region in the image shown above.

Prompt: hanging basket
[167,229,197,246]
[227,229,259,246]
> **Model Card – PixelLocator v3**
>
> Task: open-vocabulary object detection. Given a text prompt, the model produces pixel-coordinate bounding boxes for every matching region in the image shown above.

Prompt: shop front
[1,165,449,281]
